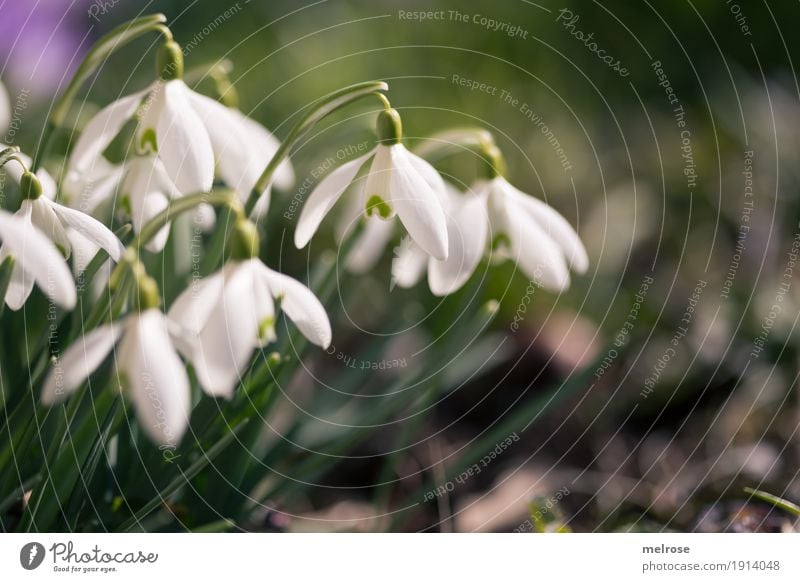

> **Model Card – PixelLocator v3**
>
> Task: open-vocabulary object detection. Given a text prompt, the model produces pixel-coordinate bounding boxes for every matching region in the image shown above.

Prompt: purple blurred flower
[0,0,95,94]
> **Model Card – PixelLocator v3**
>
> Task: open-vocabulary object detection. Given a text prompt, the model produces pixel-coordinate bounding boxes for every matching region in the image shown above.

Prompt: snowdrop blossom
[295,108,449,261]
[42,307,190,446]
[65,40,293,215]
[169,220,331,397]
[392,182,488,296]
[1,167,123,307]
[0,208,76,311]
[478,175,588,292]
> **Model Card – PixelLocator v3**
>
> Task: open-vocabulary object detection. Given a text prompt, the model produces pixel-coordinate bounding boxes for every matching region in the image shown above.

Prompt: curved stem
[131,189,239,250]
[244,80,389,216]
[32,13,169,171]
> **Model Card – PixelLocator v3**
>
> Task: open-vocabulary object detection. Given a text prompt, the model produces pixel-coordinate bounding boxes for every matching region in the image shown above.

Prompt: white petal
[122,310,191,446]
[429,188,488,296]
[363,145,394,216]
[156,80,214,194]
[345,215,395,274]
[66,228,100,275]
[185,90,258,193]
[134,191,170,252]
[232,108,295,190]
[0,208,76,309]
[29,198,71,258]
[42,323,119,405]
[167,269,225,337]
[63,159,124,213]
[253,267,276,346]
[500,189,570,292]
[249,188,272,220]
[390,237,428,289]
[294,151,373,248]
[0,246,34,311]
[193,203,216,233]
[260,263,331,349]
[506,185,588,274]
[192,263,257,397]
[404,149,446,198]
[387,145,448,260]
[47,199,124,261]
[68,90,146,176]
[123,156,175,251]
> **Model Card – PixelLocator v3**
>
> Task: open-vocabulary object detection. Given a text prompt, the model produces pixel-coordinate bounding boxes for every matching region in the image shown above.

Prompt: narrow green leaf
[118,420,248,532]
[0,256,16,317]
[744,487,800,517]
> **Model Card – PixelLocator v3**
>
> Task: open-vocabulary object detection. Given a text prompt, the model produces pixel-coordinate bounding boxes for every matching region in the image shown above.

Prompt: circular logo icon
[19,542,45,570]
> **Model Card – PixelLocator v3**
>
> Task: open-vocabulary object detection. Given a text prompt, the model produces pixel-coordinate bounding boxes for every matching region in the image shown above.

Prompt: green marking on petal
[365,195,392,219]
[120,195,132,217]
[139,128,158,153]
[258,316,276,342]
[491,233,511,251]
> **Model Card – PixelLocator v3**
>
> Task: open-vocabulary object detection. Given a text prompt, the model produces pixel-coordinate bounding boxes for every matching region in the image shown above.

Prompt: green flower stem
[31,14,170,172]
[0,146,22,172]
[244,80,389,216]
[0,256,15,316]
[132,189,239,250]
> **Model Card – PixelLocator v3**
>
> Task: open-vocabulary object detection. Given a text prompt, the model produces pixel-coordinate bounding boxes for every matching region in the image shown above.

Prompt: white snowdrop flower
[66,154,215,253]
[0,79,10,136]
[480,172,588,293]
[391,182,488,296]
[65,40,293,212]
[295,108,449,261]
[394,139,588,295]
[0,207,76,311]
[169,219,331,397]
[2,168,123,304]
[41,305,191,447]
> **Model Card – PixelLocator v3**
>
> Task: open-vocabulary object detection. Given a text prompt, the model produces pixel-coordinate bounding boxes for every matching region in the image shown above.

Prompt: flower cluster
[0,15,587,446]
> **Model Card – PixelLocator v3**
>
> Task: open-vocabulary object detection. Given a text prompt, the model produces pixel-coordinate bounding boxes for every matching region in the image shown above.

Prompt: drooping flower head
[64,38,294,227]
[169,218,331,397]
[0,162,122,308]
[295,107,449,262]
[42,271,191,446]
[393,141,588,295]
